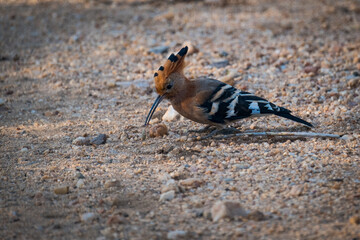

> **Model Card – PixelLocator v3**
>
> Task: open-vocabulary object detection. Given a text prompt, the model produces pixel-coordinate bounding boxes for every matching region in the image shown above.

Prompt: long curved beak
[144,95,165,126]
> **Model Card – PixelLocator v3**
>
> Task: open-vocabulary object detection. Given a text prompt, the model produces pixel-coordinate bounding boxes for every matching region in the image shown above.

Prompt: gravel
[1,0,359,239]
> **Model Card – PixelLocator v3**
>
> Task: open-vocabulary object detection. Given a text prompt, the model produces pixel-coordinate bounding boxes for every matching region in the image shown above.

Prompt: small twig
[209,131,341,140]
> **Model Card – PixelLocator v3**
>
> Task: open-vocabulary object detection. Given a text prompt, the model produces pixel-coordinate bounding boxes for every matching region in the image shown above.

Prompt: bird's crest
[154,46,188,95]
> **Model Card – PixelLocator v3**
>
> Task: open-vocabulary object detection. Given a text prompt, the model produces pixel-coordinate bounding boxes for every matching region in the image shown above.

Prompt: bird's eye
[166,83,173,90]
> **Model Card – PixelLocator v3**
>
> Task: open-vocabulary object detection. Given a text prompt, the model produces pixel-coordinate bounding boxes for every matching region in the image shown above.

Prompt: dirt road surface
[1,0,359,239]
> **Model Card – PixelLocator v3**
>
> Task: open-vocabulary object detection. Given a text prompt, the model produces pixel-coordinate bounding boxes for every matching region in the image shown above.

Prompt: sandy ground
[1,0,359,239]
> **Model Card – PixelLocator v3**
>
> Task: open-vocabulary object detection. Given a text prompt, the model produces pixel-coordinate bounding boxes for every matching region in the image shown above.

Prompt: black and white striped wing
[200,82,289,124]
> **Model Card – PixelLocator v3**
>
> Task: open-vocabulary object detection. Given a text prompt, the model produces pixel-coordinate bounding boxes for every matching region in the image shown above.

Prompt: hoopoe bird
[145,46,313,136]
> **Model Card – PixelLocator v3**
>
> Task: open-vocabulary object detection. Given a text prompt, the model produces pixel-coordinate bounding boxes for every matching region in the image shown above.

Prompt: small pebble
[211,59,229,68]
[106,214,125,225]
[161,180,179,193]
[111,197,122,207]
[90,134,107,145]
[149,46,169,54]
[72,137,90,146]
[288,185,303,197]
[334,107,341,117]
[224,178,234,182]
[44,111,59,117]
[76,179,85,188]
[246,210,266,221]
[9,211,20,222]
[107,81,116,88]
[141,129,147,140]
[347,77,360,89]
[101,227,114,238]
[170,167,188,180]
[234,164,250,170]
[249,122,257,130]
[80,212,96,222]
[304,65,320,74]
[211,201,247,222]
[20,147,28,152]
[76,172,85,179]
[167,230,187,240]
[54,186,69,195]
[104,179,119,189]
[349,215,360,225]
[159,190,175,202]
[179,178,203,189]
[0,98,5,106]
[149,123,168,138]
[218,50,229,57]
[69,34,81,44]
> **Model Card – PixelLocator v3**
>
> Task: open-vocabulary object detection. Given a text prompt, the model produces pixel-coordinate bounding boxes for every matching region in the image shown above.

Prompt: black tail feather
[275,113,313,128]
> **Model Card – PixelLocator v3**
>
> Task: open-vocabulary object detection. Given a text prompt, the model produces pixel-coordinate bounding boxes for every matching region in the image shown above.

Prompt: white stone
[80,212,96,222]
[288,185,303,197]
[76,179,85,188]
[0,98,5,106]
[72,137,90,146]
[162,106,180,122]
[167,230,187,239]
[161,179,179,193]
[20,147,28,152]
[211,201,247,222]
[159,190,175,202]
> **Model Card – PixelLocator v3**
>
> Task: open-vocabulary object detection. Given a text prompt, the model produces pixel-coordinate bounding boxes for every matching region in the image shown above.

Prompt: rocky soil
[1,0,359,239]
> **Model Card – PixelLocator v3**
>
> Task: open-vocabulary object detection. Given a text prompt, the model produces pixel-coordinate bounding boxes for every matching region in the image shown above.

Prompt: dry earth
[1,0,360,239]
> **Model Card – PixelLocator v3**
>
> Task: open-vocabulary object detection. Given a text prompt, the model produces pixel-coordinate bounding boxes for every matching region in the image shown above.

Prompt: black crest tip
[158,66,164,71]
[168,54,178,62]
[178,46,188,56]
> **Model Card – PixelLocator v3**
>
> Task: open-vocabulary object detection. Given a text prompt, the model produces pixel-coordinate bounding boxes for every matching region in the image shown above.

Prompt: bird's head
[145,46,188,126]
[154,46,188,96]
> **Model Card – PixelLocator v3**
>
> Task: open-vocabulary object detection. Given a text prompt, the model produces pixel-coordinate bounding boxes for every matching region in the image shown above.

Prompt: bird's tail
[274,112,313,128]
